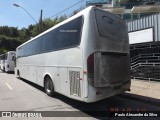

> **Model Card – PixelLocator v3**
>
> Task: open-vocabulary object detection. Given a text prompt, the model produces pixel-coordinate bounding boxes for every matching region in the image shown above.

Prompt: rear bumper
[84,80,131,103]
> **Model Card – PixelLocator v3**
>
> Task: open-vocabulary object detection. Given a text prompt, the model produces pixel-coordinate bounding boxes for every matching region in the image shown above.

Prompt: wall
[127,13,160,42]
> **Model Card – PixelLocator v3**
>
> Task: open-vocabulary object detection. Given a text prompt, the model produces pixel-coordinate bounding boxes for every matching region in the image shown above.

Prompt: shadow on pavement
[6,71,15,74]
[19,78,160,119]
[120,93,160,107]
[19,78,119,118]
[0,70,14,74]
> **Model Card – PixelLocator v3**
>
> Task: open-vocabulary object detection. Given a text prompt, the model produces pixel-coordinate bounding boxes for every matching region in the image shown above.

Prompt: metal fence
[130,42,160,81]
[127,13,160,81]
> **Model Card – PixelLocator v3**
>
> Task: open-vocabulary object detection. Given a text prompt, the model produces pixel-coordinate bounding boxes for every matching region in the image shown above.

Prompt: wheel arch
[43,73,54,88]
[43,73,55,96]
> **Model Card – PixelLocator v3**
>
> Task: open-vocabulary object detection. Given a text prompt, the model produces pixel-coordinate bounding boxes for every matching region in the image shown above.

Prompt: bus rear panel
[5,51,16,72]
[85,8,130,102]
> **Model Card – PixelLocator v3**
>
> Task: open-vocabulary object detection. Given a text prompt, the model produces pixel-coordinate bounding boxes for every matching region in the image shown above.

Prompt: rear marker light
[96,91,102,95]
[87,53,94,74]
[83,71,87,74]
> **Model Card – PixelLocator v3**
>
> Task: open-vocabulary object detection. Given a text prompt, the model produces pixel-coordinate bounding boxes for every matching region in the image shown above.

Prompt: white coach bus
[0,52,15,72]
[0,54,5,71]
[16,6,130,103]
[3,51,16,72]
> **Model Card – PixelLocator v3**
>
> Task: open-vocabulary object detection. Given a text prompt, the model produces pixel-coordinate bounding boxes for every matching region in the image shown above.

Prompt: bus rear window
[94,9,128,41]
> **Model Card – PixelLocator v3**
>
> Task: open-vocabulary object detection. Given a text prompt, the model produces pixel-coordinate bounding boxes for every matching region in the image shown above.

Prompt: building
[128,14,160,81]
[86,0,160,20]
[86,0,160,81]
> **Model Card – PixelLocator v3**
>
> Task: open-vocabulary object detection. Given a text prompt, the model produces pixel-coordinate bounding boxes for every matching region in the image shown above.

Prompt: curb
[119,93,160,107]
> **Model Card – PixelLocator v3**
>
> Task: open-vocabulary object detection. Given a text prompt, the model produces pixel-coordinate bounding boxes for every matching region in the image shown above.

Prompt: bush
[0,35,22,54]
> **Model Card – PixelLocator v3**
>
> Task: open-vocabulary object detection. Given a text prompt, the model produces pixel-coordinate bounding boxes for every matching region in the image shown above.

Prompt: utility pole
[39,10,43,33]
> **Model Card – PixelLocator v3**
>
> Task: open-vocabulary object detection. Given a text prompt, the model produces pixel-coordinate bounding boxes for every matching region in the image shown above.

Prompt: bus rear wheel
[44,76,55,96]
[17,70,21,79]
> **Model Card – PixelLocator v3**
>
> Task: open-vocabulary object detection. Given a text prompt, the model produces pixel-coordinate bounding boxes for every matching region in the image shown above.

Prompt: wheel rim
[46,79,52,93]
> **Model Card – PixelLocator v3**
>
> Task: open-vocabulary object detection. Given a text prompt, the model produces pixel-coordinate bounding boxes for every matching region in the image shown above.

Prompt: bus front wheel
[44,76,55,96]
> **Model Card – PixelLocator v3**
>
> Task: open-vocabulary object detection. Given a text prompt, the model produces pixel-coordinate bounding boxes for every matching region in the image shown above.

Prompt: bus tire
[44,76,55,96]
[17,70,21,79]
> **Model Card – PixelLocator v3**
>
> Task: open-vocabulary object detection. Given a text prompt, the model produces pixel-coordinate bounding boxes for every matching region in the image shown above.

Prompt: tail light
[87,53,94,74]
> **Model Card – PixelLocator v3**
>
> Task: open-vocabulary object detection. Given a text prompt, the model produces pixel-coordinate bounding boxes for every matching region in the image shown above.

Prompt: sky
[0,0,88,29]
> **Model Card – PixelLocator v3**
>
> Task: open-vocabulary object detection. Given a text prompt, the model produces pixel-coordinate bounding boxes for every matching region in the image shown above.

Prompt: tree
[0,35,22,54]
[0,8,81,53]
[0,26,19,37]
[58,14,67,23]
[19,28,31,41]
[72,10,79,15]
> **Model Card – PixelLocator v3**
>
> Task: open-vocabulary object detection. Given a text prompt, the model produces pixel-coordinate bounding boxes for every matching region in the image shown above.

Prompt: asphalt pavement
[122,79,160,106]
[0,71,160,120]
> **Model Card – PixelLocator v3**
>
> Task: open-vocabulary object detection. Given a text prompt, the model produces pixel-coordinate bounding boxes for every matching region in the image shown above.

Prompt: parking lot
[0,70,160,119]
